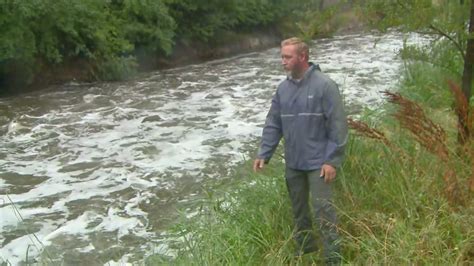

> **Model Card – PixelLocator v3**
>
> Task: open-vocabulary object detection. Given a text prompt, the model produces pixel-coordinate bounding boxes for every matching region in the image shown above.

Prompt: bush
[96,55,138,81]
[0,0,134,90]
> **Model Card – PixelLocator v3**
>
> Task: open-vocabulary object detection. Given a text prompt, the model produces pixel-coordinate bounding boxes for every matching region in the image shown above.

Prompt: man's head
[280,37,310,79]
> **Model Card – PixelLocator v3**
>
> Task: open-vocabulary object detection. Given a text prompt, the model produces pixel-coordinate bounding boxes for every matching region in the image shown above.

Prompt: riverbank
[0,28,282,96]
[145,33,474,265]
[0,1,363,96]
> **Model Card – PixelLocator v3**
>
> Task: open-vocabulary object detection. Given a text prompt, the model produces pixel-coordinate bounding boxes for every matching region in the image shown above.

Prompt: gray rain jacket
[258,63,348,170]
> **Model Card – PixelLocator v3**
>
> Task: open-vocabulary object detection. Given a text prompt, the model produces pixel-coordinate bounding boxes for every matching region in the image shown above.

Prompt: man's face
[281,44,305,75]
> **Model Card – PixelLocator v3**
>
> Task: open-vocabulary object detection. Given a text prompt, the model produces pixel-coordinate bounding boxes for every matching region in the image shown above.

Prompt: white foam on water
[43,211,96,243]
[77,243,95,253]
[0,221,59,264]
[0,234,43,263]
[103,260,133,266]
[95,208,145,238]
[0,204,20,228]
[0,31,430,264]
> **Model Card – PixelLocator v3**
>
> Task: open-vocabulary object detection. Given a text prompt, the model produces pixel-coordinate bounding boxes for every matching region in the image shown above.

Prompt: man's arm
[322,81,349,169]
[254,91,283,171]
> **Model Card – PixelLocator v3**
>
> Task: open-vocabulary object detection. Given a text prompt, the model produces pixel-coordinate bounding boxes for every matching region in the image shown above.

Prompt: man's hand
[253,159,265,172]
[320,164,336,183]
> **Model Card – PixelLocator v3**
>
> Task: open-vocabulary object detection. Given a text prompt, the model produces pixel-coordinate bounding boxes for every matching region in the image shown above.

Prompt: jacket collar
[287,62,320,84]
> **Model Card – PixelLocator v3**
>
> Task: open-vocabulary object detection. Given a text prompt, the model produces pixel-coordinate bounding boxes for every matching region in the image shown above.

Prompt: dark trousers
[285,167,340,263]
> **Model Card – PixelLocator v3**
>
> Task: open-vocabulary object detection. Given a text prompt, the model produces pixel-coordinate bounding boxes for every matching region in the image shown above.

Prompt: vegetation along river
[0,32,426,264]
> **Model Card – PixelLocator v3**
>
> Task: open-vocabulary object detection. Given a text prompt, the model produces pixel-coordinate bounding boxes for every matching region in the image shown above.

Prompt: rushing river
[0,32,426,264]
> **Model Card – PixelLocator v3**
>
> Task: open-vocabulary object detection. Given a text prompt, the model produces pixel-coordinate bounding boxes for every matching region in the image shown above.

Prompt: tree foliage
[164,0,293,41]
[361,0,469,55]
[361,0,474,142]
[110,0,175,55]
[0,0,304,91]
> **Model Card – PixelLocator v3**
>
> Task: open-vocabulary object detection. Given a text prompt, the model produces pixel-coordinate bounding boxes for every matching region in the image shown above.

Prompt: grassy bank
[145,38,474,265]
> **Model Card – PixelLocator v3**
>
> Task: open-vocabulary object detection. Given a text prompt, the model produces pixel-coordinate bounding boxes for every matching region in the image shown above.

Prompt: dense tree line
[0,0,311,92]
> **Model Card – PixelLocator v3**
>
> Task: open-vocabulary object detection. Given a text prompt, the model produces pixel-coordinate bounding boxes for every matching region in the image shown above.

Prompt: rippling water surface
[0,32,426,264]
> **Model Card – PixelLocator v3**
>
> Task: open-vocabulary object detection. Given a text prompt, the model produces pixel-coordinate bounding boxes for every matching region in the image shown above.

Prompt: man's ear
[299,52,307,62]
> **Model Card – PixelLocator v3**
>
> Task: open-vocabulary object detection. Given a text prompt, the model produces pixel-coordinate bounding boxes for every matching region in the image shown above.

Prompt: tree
[362,0,474,143]
[461,0,474,142]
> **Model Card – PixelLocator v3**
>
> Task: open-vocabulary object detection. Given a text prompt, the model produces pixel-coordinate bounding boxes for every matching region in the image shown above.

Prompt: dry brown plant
[382,90,470,203]
[447,81,474,194]
[347,117,410,163]
[348,88,472,203]
[383,91,449,161]
[447,80,472,143]
[347,118,392,147]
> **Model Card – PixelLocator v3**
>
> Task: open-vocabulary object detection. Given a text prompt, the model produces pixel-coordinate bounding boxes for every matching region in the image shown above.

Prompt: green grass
[146,39,474,265]
[146,158,323,265]
[337,132,473,265]
[146,133,473,265]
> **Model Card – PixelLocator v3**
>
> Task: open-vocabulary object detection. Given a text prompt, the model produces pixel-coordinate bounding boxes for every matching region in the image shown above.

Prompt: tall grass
[146,39,474,265]
[146,159,328,265]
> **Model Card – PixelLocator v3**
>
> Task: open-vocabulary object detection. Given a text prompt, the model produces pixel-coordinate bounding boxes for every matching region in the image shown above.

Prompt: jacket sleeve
[257,91,283,162]
[322,81,348,168]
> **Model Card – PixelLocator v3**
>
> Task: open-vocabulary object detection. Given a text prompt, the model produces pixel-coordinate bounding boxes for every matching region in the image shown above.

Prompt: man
[253,37,348,264]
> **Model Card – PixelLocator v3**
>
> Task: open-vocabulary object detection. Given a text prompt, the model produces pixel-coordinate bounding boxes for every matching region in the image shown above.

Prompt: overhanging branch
[393,0,466,60]
[429,24,466,60]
